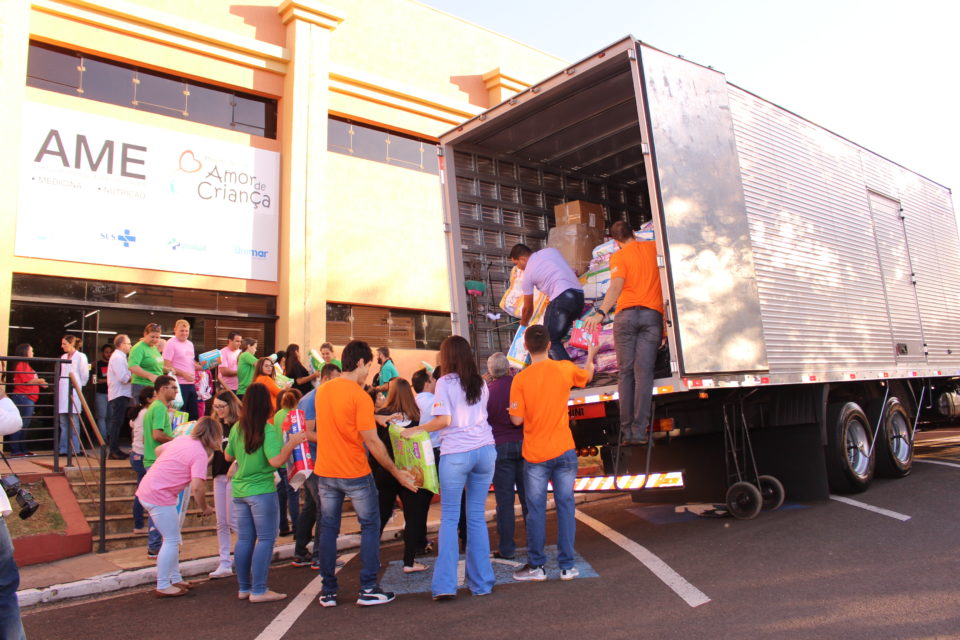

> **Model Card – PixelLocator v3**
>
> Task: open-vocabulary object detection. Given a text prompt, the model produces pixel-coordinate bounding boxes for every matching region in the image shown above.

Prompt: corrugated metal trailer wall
[727,84,960,376]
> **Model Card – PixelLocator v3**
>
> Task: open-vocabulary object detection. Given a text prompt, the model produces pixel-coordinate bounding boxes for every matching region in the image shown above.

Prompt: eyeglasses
[213,403,227,410]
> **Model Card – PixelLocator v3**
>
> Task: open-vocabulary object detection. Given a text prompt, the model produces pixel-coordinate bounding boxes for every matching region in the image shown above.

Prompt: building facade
[0,0,565,374]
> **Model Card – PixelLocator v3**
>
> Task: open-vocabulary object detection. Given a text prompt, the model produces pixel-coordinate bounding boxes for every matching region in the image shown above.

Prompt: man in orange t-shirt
[313,340,416,608]
[585,220,664,445]
[509,325,597,582]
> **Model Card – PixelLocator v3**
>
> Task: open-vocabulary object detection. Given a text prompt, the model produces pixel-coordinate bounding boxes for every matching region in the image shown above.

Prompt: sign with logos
[17,101,280,281]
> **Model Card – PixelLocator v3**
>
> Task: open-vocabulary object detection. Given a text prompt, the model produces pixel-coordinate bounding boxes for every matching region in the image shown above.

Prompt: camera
[1,475,39,520]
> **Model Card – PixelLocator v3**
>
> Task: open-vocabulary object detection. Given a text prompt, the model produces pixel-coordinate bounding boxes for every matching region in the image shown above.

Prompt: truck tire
[875,397,913,478]
[825,401,875,493]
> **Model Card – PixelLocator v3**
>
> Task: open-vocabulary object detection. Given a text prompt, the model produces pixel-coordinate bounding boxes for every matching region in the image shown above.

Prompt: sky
[419,0,959,199]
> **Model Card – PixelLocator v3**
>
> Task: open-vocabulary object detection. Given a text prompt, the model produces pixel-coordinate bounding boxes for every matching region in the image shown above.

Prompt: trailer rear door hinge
[641,142,651,155]
[627,49,637,61]
[443,222,451,233]
[656,255,665,268]
[670,361,679,374]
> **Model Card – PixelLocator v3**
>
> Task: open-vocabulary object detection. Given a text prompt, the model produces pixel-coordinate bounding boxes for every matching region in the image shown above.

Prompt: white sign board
[17,102,280,281]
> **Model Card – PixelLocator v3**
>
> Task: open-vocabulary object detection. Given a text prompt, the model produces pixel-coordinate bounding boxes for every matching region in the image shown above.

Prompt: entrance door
[868,191,926,363]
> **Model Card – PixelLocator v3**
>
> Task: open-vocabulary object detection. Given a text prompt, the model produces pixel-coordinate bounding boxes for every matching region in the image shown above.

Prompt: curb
[18,492,611,608]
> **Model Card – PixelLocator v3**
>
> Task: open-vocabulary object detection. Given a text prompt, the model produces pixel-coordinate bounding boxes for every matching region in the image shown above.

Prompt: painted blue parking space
[380,545,599,595]
[628,502,808,525]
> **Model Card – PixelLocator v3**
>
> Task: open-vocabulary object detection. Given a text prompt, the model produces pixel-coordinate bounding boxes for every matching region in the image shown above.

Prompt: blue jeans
[276,467,300,533]
[130,453,147,530]
[524,449,578,570]
[141,501,182,589]
[544,288,585,361]
[7,395,34,454]
[316,474,381,594]
[107,396,131,455]
[493,440,527,558]
[57,413,82,455]
[434,445,497,597]
[233,492,280,596]
[178,383,199,421]
[614,306,663,437]
[0,518,25,640]
[95,392,109,439]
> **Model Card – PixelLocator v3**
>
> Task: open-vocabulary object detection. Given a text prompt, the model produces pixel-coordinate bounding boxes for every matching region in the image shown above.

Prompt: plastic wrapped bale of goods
[580,266,611,301]
[591,224,656,259]
[507,325,531,370]
[569,320,601,350]
[595,350,619,373]
[170,414,195,527]
[171,411,191,435]
[275,372,293,387]
[500,266,550,319]
[388,423,439,494]
[198,349,221,370]
[282,409,313,490]
[548,223,604,275]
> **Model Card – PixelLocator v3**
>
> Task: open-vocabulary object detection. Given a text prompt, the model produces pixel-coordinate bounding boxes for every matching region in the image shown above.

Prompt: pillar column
[276,0,344,353]
[0,0,31,357]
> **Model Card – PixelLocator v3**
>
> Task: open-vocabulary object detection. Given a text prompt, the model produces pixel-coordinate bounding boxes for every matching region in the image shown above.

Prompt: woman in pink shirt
[136,416,221,597]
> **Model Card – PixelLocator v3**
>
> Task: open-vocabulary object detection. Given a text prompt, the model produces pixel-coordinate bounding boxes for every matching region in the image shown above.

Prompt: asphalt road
[22,430,960,639]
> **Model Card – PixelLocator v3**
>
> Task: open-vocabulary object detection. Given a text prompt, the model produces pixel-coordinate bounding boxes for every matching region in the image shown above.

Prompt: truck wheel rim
[888,412,912,465]
[846,418,870,477]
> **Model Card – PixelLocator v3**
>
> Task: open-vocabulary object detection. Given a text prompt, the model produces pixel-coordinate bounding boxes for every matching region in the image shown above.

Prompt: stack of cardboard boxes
[548,200,606,274]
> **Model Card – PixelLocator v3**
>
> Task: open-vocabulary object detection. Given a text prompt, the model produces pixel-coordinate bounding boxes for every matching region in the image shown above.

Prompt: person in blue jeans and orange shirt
[509,325,597,581]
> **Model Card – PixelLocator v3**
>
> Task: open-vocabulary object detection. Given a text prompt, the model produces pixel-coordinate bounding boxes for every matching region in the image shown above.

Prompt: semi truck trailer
[437,37,960,512]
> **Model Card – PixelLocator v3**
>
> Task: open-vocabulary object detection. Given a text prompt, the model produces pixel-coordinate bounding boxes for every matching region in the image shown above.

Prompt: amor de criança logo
[178,149,273,210]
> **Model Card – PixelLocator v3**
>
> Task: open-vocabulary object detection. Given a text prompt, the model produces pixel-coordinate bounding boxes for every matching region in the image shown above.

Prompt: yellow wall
[325,152,450,311]
[7,0,569,357]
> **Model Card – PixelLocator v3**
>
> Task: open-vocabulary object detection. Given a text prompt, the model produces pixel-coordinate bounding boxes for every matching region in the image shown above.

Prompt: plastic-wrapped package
[282,410,313,490]
[388,423,439,494]
[595,351,619,373]
[507,326,530,370]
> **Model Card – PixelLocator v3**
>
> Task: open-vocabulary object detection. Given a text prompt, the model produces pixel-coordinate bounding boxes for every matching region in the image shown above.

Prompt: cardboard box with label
[554,200,606,231]
[548,223,604,275]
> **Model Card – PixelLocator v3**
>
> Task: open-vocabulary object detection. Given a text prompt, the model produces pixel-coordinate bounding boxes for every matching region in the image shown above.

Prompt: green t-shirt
[129,340,164,386]
[379,359,399,385]
[237,351,258,395]
[143,400,174,468]
[226,420,283,498]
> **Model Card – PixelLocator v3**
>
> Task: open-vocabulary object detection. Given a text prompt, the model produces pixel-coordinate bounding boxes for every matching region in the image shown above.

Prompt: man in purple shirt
[486,352,527,559]
[510,243,584,361]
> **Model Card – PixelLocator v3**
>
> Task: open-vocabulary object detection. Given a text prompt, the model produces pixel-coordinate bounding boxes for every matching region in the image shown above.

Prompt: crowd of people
[4,218,662,610]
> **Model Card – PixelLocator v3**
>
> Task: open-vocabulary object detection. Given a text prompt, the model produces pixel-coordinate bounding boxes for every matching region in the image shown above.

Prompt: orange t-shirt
[509,359,589,463]
[609,240,663,314]
[313,377,376,479]
[254,375,281,410]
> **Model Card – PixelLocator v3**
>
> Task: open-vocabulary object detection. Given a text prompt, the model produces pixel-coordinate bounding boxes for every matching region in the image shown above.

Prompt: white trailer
[438,37,960,511]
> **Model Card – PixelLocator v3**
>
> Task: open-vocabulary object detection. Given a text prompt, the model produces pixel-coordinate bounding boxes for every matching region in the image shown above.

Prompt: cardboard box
[554,200,605,231]
[548,223,604,275]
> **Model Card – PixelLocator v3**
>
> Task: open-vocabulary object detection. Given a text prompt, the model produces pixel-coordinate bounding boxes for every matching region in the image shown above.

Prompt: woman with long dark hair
[253,357,288,410]
[401,335,496,599]
[7,344,45,456]
[283,344,318,396]
[209,390,242,579]
[128,386,156,534]
[224,383,306,603]
[374,377,433,573]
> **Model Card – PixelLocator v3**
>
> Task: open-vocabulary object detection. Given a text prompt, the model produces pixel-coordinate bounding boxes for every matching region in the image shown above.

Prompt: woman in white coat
[58,335,89,456]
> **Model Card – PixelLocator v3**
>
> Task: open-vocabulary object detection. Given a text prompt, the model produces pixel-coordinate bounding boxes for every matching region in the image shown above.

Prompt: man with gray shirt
[510,243,585,361]
[106,334,133,460]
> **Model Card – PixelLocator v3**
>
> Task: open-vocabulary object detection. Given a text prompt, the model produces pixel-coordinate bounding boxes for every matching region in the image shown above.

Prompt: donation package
[169,410,195,526]
[282,409,313,490]
[198,350,221,370]
[388,423,439,494]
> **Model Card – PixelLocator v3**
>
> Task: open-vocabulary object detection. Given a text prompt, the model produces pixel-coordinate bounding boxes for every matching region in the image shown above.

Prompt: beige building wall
[3,0,567,358]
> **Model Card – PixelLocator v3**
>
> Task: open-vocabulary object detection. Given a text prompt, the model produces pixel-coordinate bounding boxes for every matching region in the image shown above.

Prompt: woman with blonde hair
[136,416,222,597]
[374,377,434,573]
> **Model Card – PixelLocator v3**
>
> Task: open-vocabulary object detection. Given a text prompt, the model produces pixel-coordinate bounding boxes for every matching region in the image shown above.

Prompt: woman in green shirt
[224,383,306,603]
[236,338,259,397]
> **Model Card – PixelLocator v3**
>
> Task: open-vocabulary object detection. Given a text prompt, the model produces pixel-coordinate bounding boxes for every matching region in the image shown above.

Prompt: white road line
[574,509,711,608]
[254,552,357,640]
[828,495,911,522]
[916,459,960,469]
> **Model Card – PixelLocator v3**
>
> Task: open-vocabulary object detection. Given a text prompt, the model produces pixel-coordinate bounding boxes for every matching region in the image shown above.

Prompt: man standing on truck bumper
[584,221,663,446]
[509,325,597,581]
[509,244,584,361]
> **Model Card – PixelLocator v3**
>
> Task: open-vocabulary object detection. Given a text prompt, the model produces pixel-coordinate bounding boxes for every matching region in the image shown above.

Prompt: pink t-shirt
[163,338,196,384]
[135,437,208,507]
[219,346,240,391]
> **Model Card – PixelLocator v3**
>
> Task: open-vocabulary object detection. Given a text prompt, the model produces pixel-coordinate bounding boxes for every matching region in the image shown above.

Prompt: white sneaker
[209,566,233,579]
[560,567,580,581]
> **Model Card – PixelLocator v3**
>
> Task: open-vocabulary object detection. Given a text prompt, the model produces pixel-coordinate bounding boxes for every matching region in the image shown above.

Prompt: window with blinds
[326,303,450,350]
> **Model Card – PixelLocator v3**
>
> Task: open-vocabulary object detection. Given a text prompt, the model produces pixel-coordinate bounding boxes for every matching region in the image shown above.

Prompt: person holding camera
[136,416,222,597]
[0,380,30,638]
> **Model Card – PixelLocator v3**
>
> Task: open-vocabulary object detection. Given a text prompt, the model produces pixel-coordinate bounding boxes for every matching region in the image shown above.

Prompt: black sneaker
[318,593,337,608]
[290,556,311,567]
[356,586,396,606]
[492,551,515,560]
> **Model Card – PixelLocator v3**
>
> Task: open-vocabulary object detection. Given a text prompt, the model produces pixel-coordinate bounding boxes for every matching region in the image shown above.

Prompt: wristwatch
[596,308,606,319]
